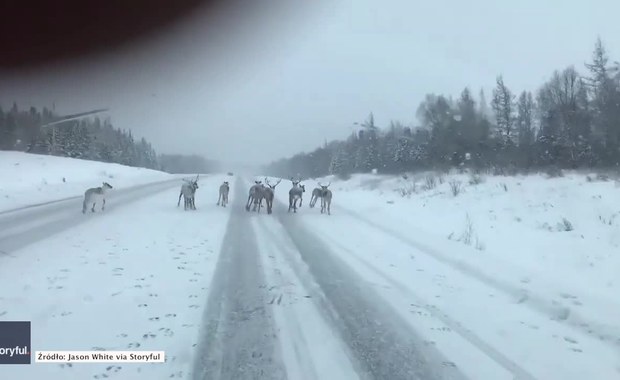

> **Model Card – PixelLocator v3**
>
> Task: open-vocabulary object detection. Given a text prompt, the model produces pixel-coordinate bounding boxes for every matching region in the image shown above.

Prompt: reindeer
[263,177,282,214]
[82,182,113,213]
[309,186,323,208]
[246,180,264,212]
[288,178,305,213]
[217,181,229,207]
[178,175,199,210]
[254,183,268,213]
[318,182,332,215]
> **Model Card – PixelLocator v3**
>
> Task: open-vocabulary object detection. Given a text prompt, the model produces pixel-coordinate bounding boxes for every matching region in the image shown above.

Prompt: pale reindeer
[318,182,332,215]
[309,186,323,208]
[217,181,229,207]
[245,180,264,212]
[288,178,305,213]
[82,182,113,213]
[254,183,269,213]
[263,177,282,214]
[178,175,199,210]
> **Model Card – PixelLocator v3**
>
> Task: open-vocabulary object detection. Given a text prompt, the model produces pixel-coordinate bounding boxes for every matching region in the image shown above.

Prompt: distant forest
[264,38,620,179]
[0,105,219,173]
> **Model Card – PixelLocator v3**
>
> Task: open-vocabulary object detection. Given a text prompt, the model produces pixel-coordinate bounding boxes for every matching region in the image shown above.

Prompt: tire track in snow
[321,233,537,380]
[338,206,620,350]
[253,217,359,380]
[191,178,286,380]
[272,204,467,380]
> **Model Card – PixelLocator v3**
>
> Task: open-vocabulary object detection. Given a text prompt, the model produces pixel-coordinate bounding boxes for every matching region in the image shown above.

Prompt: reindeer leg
[102,198,105,211]
[91,203,96,213]
[252,199,259,212]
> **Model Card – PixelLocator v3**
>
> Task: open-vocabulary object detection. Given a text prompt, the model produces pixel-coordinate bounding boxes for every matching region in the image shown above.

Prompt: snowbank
[305,169,620,342]
[0,151,175,212]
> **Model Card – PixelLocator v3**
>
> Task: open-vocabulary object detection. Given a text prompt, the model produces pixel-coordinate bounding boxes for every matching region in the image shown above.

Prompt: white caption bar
[35,351,165,363]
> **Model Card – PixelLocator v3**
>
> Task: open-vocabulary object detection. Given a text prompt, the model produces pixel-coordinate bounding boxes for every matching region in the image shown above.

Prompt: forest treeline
[0,105,219,173]
[264,38,620,179]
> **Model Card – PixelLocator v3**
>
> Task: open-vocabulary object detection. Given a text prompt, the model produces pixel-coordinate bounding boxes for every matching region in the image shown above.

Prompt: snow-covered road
[0,179,180,253]
[1,174,618,380]
[192,179,463,380]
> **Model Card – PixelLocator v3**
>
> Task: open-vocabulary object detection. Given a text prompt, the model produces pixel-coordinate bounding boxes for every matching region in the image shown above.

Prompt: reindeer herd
[81,175,331,216]
[245,177,332,215]
[176,175,333,215]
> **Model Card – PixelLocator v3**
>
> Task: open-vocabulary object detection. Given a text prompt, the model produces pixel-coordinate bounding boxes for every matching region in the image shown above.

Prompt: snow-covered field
[308,170,620,315]
[0,151,176,212]
[299,169,620,378]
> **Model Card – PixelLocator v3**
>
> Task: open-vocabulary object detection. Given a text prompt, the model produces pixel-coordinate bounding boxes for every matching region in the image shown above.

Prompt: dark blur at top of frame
[0,0,282,71]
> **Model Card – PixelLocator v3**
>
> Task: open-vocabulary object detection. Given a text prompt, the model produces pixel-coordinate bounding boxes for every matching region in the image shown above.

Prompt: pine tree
[585,37,620,163]
[517,91,535,147]
[491,76,516,144]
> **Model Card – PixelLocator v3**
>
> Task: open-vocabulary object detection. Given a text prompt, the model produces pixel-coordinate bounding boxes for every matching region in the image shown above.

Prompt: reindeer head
[102,182,113,189]
[183,175,199,189]
[290,177,303,188]
[318,182,331,191]
[300,184,306,192]
[265,177,281,190]
[223,181,229,186]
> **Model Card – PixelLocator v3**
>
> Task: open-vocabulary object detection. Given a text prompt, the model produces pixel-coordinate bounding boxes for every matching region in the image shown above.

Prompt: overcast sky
[1,0,619,166]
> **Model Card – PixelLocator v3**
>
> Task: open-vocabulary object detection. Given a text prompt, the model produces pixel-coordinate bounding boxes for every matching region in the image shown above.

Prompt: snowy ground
[299,169,620,379]
[0,173,231,380]
[2,154,620,379]
[0,151,177,212]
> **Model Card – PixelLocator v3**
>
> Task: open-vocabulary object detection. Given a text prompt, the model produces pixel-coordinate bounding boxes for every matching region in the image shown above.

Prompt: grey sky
[1,0,619,166]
